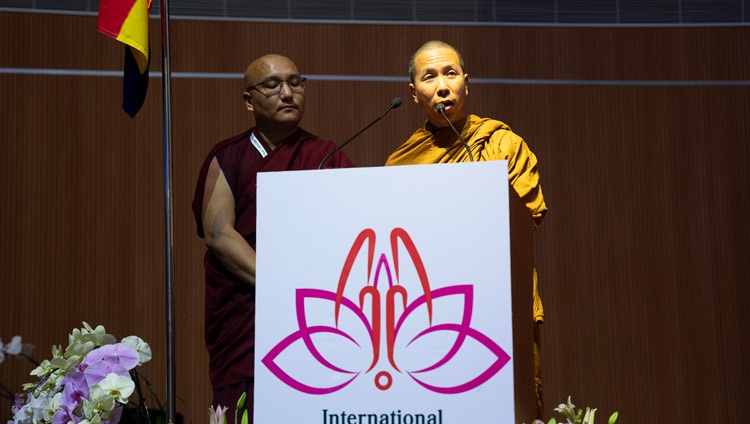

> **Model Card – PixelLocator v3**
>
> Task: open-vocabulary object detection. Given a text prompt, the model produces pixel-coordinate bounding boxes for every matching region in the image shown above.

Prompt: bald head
[408,40,465,83]
[240,54,306,146]
[244,54,299,90]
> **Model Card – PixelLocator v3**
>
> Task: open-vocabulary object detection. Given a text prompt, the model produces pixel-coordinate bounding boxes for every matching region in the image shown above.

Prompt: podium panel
[256,162,533,423]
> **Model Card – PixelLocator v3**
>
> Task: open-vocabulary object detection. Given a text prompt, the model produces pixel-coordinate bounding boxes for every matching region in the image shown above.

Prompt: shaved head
[408,40,465,83]
[244,54,298,89]
[240,54,305,146]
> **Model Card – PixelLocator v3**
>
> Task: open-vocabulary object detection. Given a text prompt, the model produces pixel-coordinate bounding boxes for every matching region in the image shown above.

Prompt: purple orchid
[81,343,139,388]
[59,372,88,412]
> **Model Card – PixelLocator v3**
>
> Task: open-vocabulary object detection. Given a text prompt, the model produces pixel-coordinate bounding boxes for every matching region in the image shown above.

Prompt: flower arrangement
[7,322,154,424]
[530,396,619,424]
[208,392,248,424]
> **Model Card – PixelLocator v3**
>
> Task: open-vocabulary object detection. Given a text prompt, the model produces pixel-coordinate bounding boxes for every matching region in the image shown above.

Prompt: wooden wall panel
[0,71,168,416]
[2,11,749,423]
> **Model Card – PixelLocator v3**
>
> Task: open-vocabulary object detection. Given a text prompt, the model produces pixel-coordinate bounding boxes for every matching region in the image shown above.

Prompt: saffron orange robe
[387,114,548,416]
[385,114,547,322]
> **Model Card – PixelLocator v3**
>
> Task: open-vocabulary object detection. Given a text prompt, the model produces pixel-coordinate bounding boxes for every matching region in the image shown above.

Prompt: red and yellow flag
[98,0,151,117]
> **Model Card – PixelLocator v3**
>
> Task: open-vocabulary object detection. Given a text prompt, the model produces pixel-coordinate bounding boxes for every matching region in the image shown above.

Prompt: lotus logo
[261,228,511,395]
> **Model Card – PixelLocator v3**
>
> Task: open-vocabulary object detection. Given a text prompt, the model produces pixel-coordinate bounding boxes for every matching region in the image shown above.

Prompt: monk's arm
[504,135,547,228]
[201,157,257,286]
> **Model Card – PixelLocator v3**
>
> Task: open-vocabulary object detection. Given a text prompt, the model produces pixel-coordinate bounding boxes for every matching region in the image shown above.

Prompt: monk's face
[409,46,469,127]
[243,55,306,130]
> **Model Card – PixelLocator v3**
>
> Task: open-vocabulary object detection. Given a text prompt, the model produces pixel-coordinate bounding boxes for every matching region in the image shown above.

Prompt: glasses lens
[252,77,306,95]
[288,77,306,90]
[262,79,281,91]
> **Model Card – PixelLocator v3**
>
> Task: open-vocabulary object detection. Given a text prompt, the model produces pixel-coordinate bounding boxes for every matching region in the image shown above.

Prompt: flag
[98,0,151,117]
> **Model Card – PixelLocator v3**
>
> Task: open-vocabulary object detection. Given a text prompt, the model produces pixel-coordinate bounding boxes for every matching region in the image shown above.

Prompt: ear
[409,83,418,104]
[242,91,254,112]
[464,74,469,96]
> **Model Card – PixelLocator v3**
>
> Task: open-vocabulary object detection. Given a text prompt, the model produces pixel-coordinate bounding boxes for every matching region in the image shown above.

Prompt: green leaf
[234,392,247,424]
[236,392,246,410]
[608,412,618,424]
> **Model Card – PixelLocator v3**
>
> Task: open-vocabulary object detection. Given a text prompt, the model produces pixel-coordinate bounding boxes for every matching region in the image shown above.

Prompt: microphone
[318,97,402,169]
[436,103,474,162]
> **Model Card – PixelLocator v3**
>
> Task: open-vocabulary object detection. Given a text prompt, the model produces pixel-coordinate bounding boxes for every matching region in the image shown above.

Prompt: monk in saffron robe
[385,40,548,419]
[192,54,354,422]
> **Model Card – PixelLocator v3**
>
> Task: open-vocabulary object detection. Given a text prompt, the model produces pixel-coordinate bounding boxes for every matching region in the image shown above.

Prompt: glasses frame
[247,76,307,96]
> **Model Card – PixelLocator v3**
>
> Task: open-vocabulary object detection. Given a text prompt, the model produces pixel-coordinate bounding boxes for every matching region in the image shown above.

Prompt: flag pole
[158,0,176,421]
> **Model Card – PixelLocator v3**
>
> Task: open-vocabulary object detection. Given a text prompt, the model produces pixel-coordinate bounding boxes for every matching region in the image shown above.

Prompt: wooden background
[1,11,749,423]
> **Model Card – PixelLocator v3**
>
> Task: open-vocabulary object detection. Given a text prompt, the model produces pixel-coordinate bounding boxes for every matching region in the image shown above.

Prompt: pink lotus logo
[261,228,510,395]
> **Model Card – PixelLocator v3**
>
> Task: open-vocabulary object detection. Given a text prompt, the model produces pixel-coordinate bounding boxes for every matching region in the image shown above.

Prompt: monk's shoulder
[473,117,522,155]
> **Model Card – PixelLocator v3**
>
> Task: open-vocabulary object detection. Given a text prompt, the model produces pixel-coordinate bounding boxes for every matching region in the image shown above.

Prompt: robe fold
[192,127,354,390]
[385,114,547,322]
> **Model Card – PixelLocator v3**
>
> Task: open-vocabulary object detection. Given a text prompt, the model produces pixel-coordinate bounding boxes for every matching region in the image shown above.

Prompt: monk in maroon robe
[192,54,354,422]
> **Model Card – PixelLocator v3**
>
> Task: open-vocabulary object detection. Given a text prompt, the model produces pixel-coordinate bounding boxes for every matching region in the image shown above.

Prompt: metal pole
[158,0,176,421]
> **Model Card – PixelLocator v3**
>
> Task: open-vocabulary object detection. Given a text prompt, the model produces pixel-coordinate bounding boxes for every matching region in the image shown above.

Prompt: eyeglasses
[247,76,307,96]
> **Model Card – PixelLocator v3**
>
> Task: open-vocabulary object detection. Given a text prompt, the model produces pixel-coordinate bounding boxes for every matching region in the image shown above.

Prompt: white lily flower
[13,404,34,424]
[582,407,597,424]
[209,405,229,424]
[89,373,135,404]
[79,410,104,424]
[43,392,62,422]
[121,336,153,365]
[84,395,117,418]
[1,336,36,361]
[3,335,24,355]
[27,391,48,422]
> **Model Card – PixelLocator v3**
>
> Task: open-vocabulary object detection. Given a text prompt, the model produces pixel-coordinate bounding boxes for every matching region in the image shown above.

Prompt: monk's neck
[426,115,469,134]
[256,126,298,150]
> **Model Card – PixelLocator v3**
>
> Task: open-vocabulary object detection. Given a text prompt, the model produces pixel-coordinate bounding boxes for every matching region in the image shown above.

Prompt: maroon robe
[192,127,354,394]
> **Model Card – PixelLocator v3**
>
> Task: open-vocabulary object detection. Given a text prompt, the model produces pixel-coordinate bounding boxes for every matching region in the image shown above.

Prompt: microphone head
[435,103,446,114]
[390,97,403,109]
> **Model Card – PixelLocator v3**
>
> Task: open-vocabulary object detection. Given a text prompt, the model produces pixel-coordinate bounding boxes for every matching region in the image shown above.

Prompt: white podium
[255,162,534,423]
